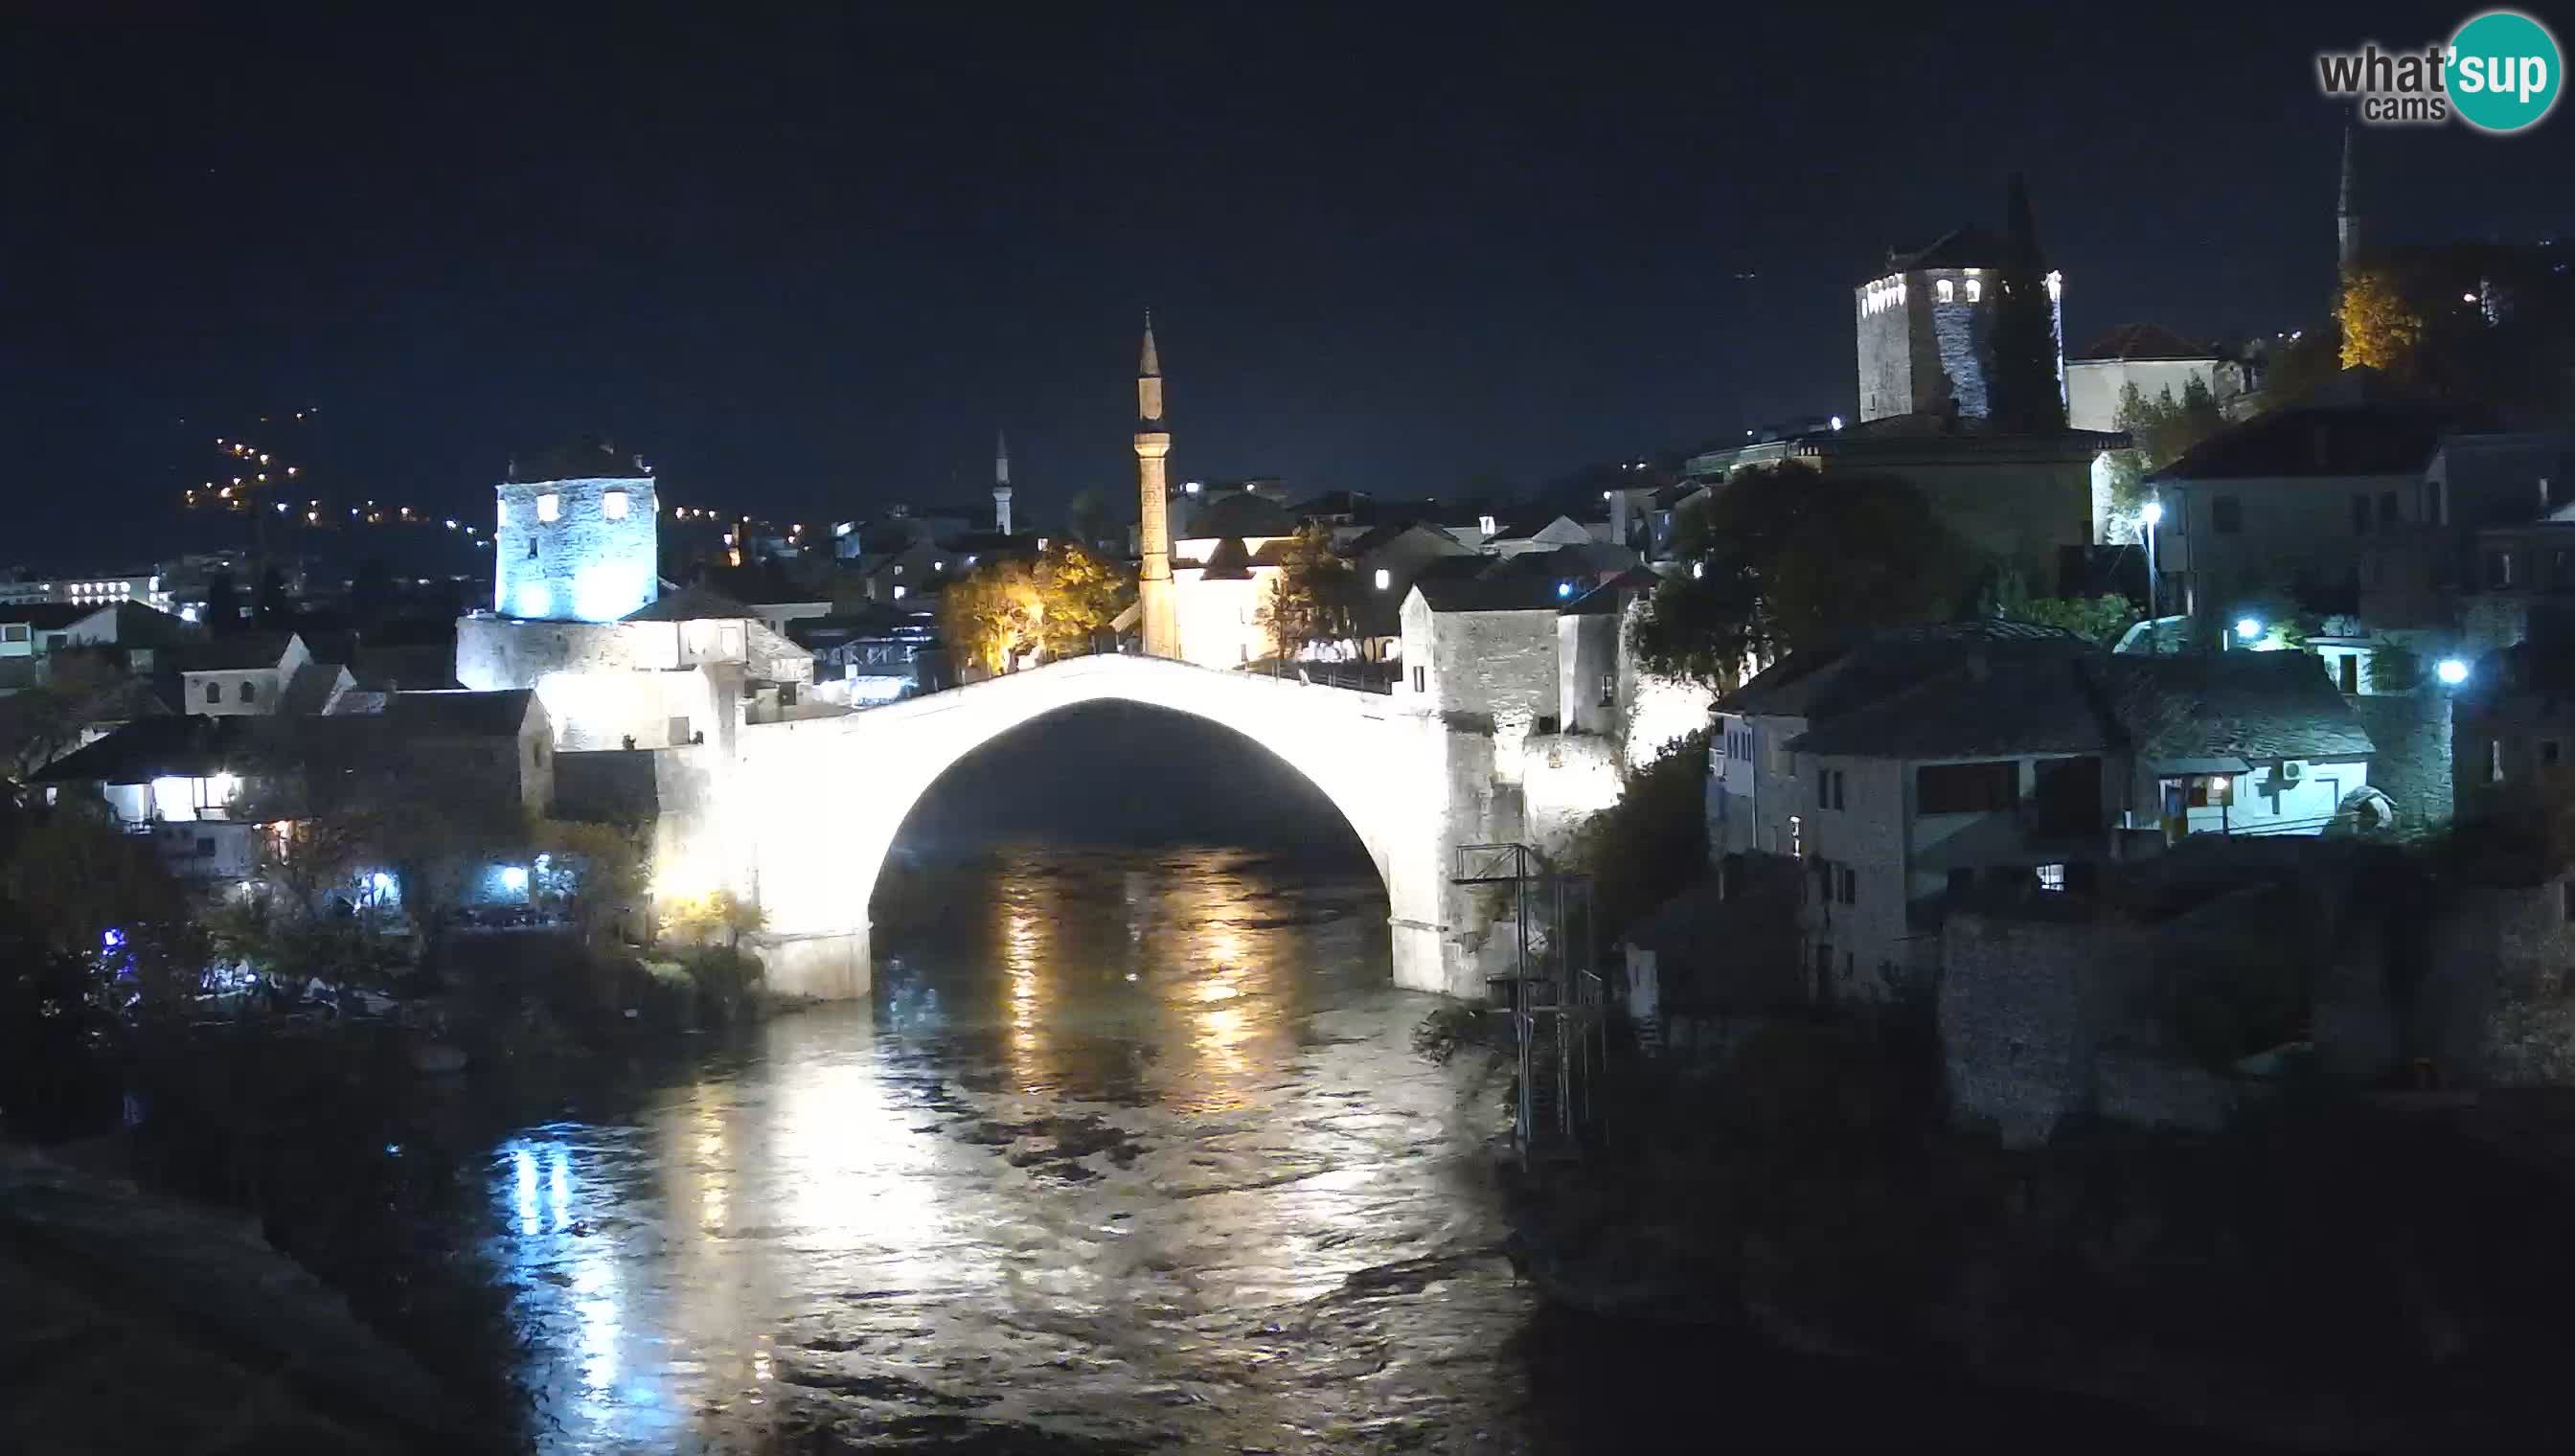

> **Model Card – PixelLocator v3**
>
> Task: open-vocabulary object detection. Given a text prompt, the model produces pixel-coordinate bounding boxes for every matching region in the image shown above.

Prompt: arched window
[1965,279,1984,303]
[239,680,257,704]
[205,680,222,704]
[1936,279,1954,303]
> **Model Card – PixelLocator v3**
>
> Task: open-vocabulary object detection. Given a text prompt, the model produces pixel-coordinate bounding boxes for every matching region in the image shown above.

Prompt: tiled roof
[623,584,755,622]
[2152,403,2459,481]
[0,603,91,631]
[1725,621,2093,720]
[2101,652,2373,762]
[1414,573,1571,614]
[1561,567,1666,616]
[376,688,537,739]
[275,660,349,717]
[2074,323,2218,362]
[1197,536,1255,580]
[174,631,296,672]
[508,440,649,482]
[1789,655,2115,759]
[1193,491,1298,538]
[36,715,257,784]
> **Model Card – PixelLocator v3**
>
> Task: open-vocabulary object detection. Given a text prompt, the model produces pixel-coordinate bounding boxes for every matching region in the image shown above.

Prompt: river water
[471,844,2177,1453]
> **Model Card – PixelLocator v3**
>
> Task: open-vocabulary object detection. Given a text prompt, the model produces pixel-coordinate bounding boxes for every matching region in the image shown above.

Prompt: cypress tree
[1985,173,2065,433]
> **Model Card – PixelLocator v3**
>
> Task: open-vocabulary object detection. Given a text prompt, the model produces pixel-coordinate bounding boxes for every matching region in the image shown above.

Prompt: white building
[1714,624,2374,1003]
[2063,324,2227,434]
[494,443,659,624]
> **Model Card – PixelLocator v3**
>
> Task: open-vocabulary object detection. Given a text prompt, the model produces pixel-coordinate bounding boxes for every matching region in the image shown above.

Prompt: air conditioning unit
[2277,761,2304,785]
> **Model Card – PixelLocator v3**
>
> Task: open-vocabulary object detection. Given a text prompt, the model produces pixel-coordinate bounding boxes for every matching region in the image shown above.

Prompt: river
[467,843,2191,1453]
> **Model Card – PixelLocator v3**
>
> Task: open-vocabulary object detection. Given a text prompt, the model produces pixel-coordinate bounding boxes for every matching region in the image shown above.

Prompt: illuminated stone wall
[493,475,659,623]
[719,654,1506,1002]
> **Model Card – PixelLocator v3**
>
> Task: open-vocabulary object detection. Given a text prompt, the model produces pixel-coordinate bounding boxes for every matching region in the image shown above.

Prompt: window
[1789,813,1803,858]
[2488,550,2517,589]
[2379,490,2400,527]
[1478,514,1496,535]
[2211,495,2242,535]
[2553,550,2575,593]
[2352,494,2372,535]
[1936,279,1955,303]
[2035,864,2067,893]
[2489,739,2504,785]
[1411,666,1426,694]
[1965,278,1983,303]
[1598,672,1616,707]
[205,680,222,704]
[892,584,907,600]
[2339,653,2360,694]
[239,680,257,704]
[1916,761,2017,814]
[536,492,560,522]
[2183,773,2235,808]
[1817,767,1845,809]
[603,489,629,520]
[0,624,26,643]
[1375,568,1391,591]
[1836,864,1856,905]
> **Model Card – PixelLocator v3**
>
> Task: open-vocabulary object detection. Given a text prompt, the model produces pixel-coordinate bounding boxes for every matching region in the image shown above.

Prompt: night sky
[10,5,2572,553]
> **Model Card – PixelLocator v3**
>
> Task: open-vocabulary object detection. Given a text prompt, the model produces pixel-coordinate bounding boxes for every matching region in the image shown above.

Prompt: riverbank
[1499,1017,2575,1452]
[1,1146,473,1454]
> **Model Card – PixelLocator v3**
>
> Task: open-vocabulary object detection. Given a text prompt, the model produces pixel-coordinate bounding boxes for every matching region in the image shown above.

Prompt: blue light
[2235,617,2263,642]
[102,927,125,951]
[368,871,396,895]
[1557,580,1574,600]
[513,581,554,619]
[499,865,530,894]
[2436,657,2470,686]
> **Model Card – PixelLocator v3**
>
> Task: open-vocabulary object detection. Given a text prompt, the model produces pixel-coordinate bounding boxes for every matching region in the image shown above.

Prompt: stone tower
[493,441,658,623]
[992,428,1014,535]
[1133,312,1180,658]
[2336,122,2361,274]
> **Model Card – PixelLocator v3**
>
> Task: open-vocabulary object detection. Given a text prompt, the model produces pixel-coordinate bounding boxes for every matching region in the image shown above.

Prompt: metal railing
[1455,842,1602,1162]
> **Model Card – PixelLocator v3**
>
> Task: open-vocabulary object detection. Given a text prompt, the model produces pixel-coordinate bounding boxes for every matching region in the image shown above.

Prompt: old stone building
[493,441,659,624]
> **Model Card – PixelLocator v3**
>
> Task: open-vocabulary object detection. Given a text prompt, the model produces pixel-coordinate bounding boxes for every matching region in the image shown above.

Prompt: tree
[1980,572,2138,646]
[0,650,127,785]
[1563,730,1710,942]
[1985,173,2066,434]
[1030,540,1131,659]
[937,556,1040,674]
[201,570,240,633]
[1255,523,1358,666]
[254,566,291,628]
[2114,377,2225,472]
[1064,489,1119,552]
[1631,464,1967,688]
[2,812,207,1013]
[661,889,764,949]
[532,818,649,946]
[939,544,1131,673]
[2338,265,2427,376]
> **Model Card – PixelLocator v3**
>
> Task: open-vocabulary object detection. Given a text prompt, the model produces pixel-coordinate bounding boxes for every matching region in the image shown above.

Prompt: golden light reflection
[1002,897,1049,1092]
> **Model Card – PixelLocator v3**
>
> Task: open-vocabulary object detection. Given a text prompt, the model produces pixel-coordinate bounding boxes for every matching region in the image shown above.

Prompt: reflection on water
[478,844,2170,1453]
[489,846,1531,1452]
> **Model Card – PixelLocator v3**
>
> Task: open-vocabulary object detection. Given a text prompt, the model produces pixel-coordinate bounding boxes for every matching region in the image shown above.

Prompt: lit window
[1375,568,1392,591]
[603,489,629,520]
[2036,864,2066,893]
[536,492,560,522]
[1936,279,1954,303]
[1966,279,1983,303]
[1411,666,1425,694]
[497,500,510,529]
[1478,514,1496,535]
[893,584,907,600]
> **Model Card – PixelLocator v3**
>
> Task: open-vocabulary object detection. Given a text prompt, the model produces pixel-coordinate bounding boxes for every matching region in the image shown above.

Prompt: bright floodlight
[2436,657,2470,686]
[2141,500,2164,527]
[2235,617,2263,642]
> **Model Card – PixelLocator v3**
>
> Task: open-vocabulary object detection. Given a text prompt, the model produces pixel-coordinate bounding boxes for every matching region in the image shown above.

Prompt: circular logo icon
[2450,10,2562,132]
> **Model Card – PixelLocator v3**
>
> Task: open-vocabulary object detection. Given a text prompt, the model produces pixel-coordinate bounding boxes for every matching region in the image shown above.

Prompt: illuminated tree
[939,543,1130,672]
[661,888,764,948]
[2338,265,2426,375]
[1255,523,1358,665]
[1031,540,1132,659]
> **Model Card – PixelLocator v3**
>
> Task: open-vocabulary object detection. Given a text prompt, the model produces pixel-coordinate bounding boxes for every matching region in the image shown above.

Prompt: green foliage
[661,888,765,948]
[1563,731,1710,941]
[2112,376,2226,473]
[1980,572,2138,645]
[1630,463,1966,688]
[1255,522,1359,664]
[2368,636,2423,694]
[0,650,129,784]
[939,543,1133,672]
[2,812,207,1009]
[531,818,649,945]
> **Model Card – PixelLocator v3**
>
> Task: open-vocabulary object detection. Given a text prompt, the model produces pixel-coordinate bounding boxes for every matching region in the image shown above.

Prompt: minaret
[1133,311,1180,658]
[992,428,1014,535]
[2336,122,2360,275]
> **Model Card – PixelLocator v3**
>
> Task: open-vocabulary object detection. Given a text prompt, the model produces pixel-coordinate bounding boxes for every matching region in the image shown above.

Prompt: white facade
[183,635,311,716]
[2064,356,2221,434]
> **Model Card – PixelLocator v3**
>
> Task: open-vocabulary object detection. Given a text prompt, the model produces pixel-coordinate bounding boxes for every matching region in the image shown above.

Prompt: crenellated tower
[1133,312,1180,658]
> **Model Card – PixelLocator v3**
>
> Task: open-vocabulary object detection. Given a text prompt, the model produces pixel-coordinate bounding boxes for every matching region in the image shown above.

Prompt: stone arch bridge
[702,654,1516,1001]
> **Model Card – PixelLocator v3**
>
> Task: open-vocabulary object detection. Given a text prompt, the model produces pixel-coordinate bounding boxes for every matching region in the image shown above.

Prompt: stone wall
[2349,688,2453,830]
[1521,730,1622,861]
[494,474,658,622]
[2420,880,2575,1086]
[1427,608,1561,783]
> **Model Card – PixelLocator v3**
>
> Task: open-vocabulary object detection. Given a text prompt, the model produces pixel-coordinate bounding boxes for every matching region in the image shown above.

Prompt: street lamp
[2235,617,2264,644]
[2436,657,2470,686]
[2140,499,2164,653]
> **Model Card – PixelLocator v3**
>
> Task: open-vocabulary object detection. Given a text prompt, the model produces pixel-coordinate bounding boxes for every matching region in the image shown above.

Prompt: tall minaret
[2336,122,2361,275]
[992,428,1014,535]
[1133,311,1180,658]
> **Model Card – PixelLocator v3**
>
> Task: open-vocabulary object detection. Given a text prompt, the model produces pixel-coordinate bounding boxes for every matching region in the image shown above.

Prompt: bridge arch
[719,655,1481,1001]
